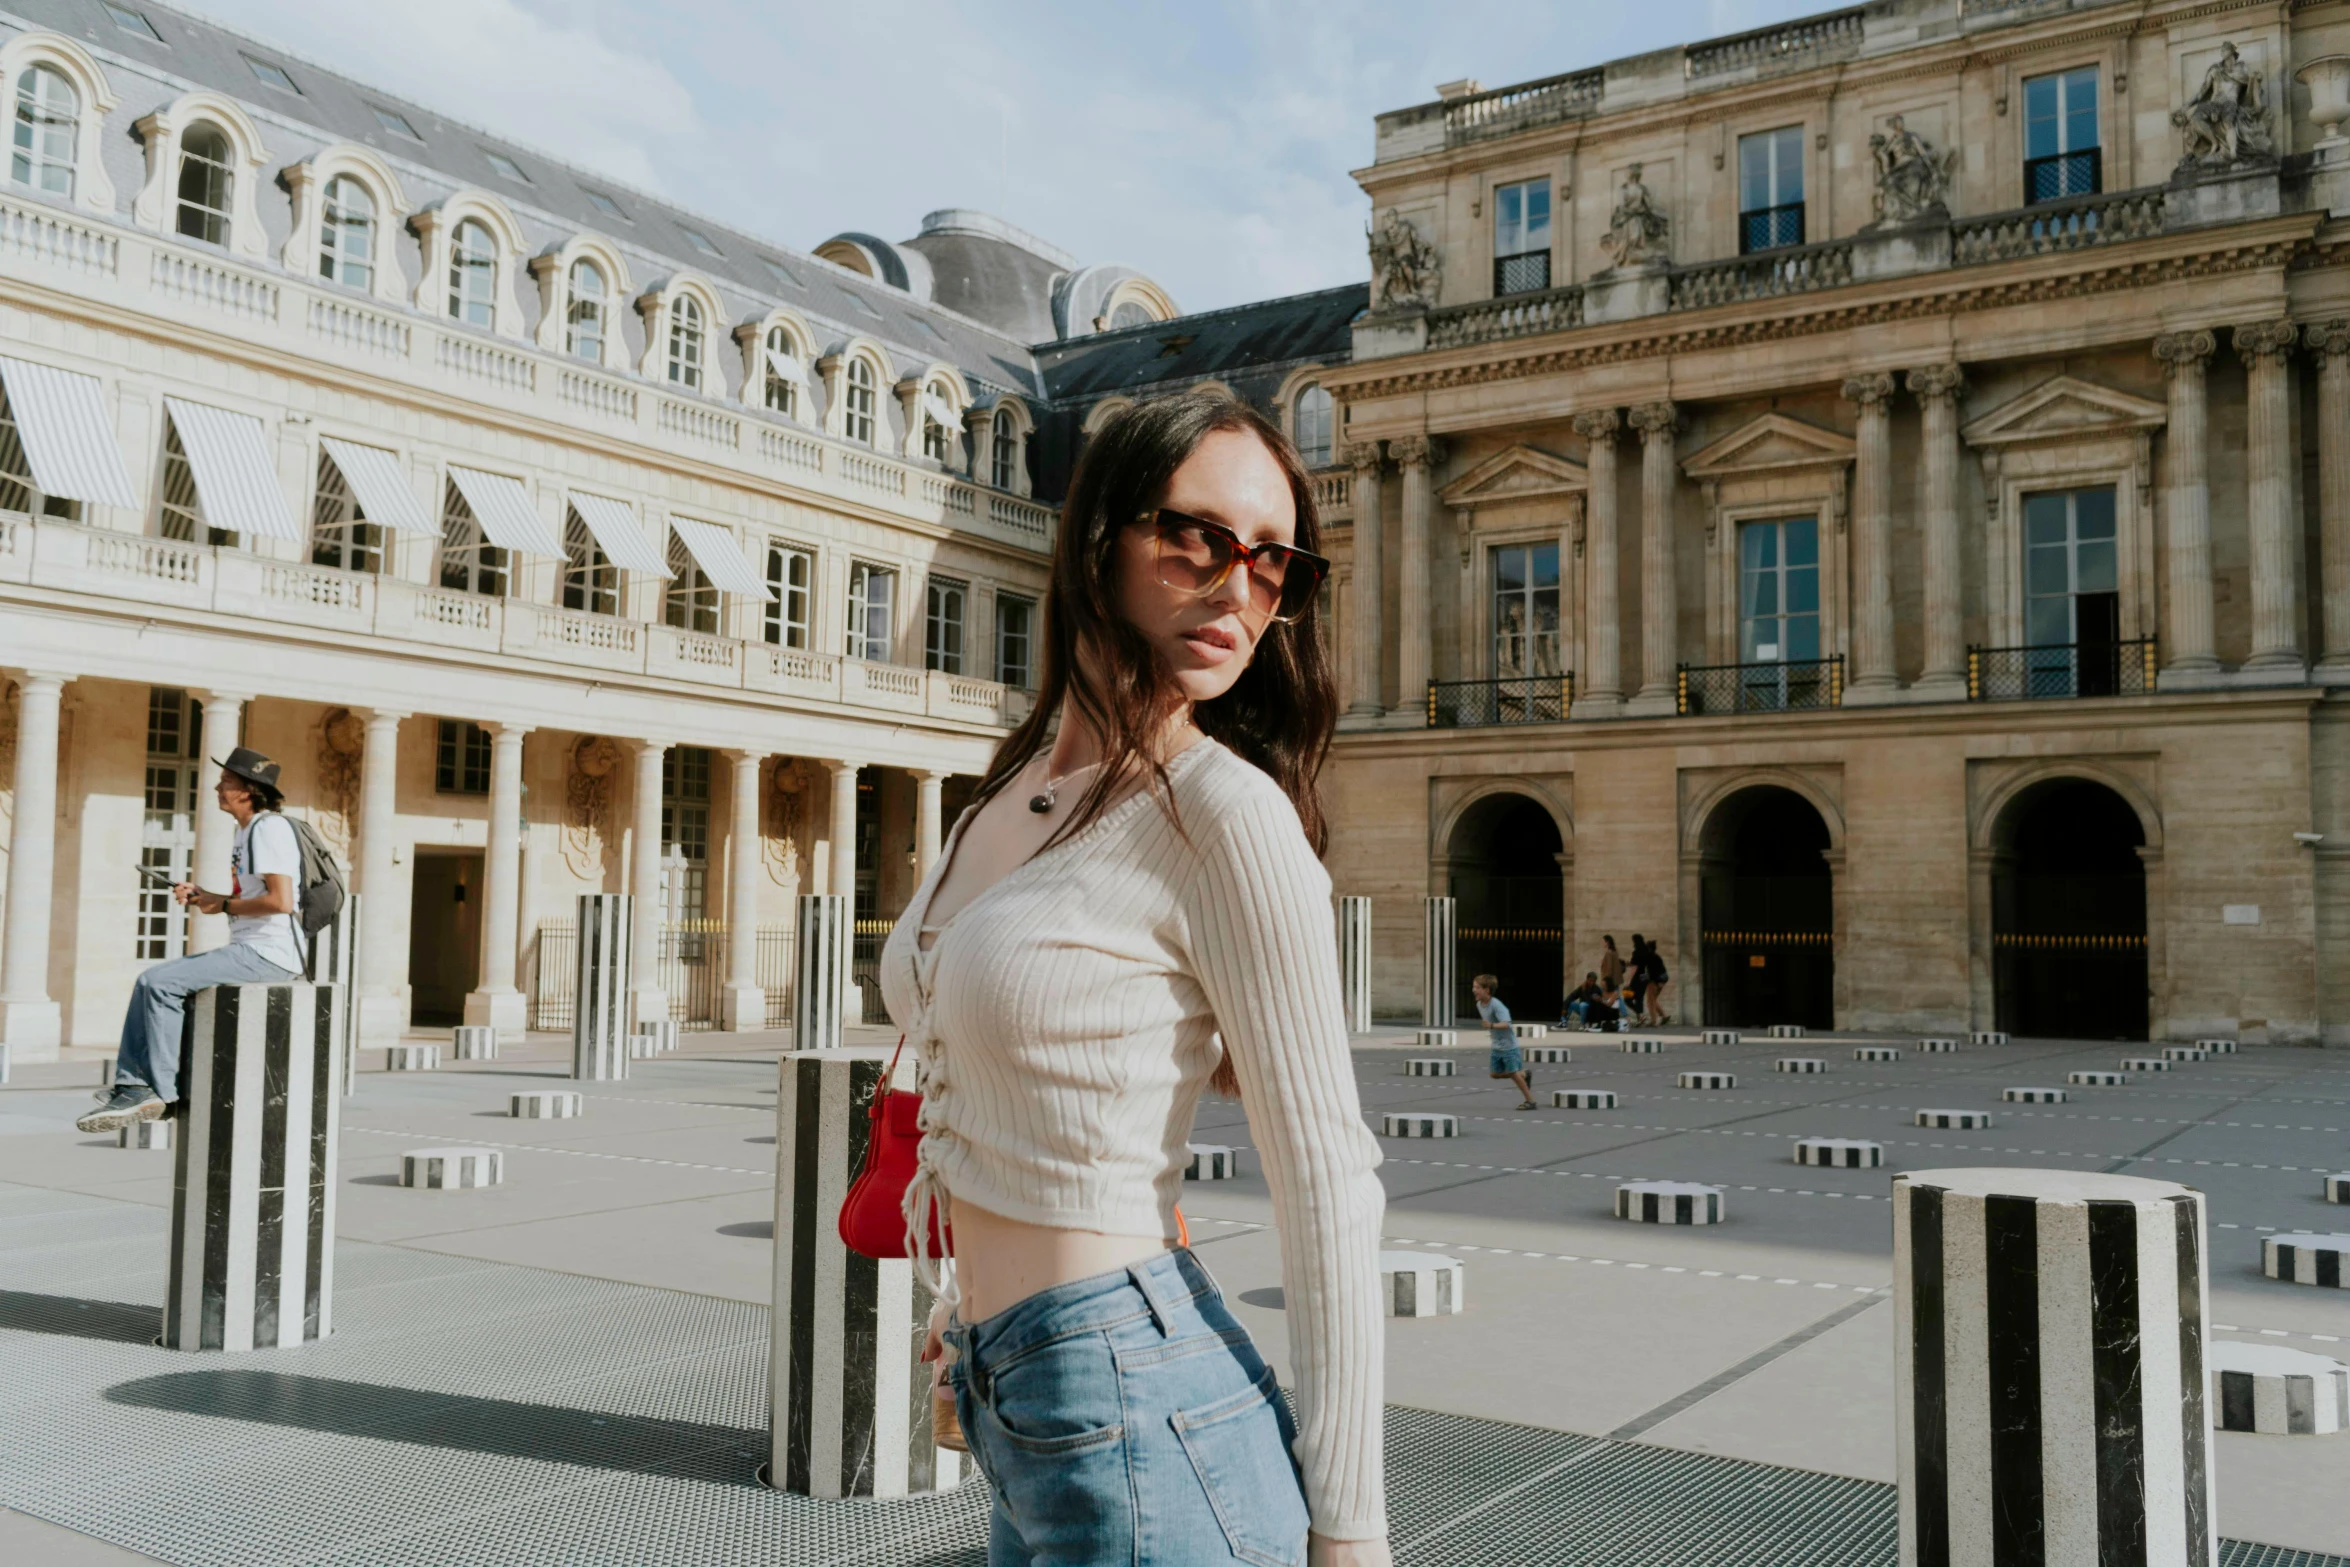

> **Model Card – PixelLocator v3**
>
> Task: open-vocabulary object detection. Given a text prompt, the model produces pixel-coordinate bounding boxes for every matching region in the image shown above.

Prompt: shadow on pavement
[0,1288,160,1345]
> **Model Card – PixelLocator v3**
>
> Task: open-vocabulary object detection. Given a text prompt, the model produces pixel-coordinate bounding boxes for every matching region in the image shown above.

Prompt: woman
[1598,934,1624,994]
[1625,934,1651,1026]
[1641,938,1672,1026]
[882,392,1390,1566]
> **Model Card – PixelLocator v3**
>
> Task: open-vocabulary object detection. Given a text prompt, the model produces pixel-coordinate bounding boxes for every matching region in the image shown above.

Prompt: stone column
[913,768,946,877]
[1627,402,1681,715]
[188,691,249,953]
[2239,319,2303,672]
[2153,331,2219,676]
[1842,373,1899,702]
[1337,895,1372,1033]
[1907,365,1969,701]
[1392,435,1446,715]
[464,723,529,1038]
[2310,322,2350,678]
[572,892,632,1080]
[1344,441,1385,715]
[1422,896,1456,1027]
[0,670,69,1056]
[721,749,766,1032]
[354,708,407,1044]
[630,738,669,1025]
[1571,409,1623,716]
[825,760,862,898]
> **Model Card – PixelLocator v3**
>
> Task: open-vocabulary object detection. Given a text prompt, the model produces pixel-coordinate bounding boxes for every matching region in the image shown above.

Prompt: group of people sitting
[1561,933,1671,1031]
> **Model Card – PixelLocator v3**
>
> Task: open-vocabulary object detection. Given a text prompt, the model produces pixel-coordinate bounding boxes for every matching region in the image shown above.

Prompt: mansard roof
[1034,283,1366,406]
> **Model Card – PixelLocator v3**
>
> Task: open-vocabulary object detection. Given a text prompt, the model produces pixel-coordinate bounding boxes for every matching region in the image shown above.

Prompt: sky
[179,0,1828,316]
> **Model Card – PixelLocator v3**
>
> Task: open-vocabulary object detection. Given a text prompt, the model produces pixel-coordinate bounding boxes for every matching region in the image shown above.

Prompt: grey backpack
[265,812,346,964]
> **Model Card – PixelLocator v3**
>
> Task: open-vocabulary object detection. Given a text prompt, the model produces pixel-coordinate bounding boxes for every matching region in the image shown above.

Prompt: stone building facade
[0,0,1193,1054]
[1321,0,2350,1043]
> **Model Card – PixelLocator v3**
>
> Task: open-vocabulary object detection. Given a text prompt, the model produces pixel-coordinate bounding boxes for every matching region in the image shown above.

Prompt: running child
[1473,973,1537,1110]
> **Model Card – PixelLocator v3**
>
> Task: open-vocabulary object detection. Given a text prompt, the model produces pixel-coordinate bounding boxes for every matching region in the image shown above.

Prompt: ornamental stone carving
[2153,330,2218,376]
[1368,209,1441,312]
[1571,407,1622,443]
[1868,116,1953,226]
[314,707,364,856]
[2234,319,2298,367]
[1599,164,1670,269]
[562,734,622,879]
[1344,439,1385,474]
[765,756,809,884]
[2173,43,2274,171]
[2305,320,2350,360]
[1905,363,1967,404]
[1390,433,1446,469]
[1627,402,1680,440]
[1841,372,1898,408]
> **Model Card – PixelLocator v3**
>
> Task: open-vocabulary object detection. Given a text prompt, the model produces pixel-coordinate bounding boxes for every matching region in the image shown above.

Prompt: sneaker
[1517,1100,1539,1111]
[77,1085,165,1134]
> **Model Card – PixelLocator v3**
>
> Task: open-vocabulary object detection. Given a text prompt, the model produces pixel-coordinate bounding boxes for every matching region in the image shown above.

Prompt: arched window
[10,65,78,197]
[1110,300,1154,330]
[566,260,605,360]
[1294,383,1334,468]
[561,507,617,616]
[448,217,496,327]
[175,123,233,245]
[923,391,955,463]
[762,325,798,418]
[666,295,703,390]
[991,419,1018,491]
[843,357,876,446]
[318,174,374,289]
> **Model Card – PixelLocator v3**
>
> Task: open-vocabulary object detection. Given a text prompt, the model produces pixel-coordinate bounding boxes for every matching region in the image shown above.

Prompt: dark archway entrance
[1447,793,1565,1021]
[1992,778,2148,1040]
[1700,787,1833,1029]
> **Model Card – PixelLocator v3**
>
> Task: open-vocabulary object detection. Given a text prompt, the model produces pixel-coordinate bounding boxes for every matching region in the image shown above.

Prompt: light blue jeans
[945,1247,1312,1567]
[115,944,301,1102]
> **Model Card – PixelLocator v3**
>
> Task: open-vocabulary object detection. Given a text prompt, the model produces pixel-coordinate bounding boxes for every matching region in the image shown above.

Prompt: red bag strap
[867,1034,908,1120]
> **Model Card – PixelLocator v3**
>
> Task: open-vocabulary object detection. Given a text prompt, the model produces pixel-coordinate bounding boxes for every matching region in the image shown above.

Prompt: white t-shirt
[229,813,305,973]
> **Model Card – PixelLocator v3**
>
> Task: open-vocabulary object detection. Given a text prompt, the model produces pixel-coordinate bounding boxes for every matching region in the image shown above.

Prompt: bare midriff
[946,1193,1173,1323]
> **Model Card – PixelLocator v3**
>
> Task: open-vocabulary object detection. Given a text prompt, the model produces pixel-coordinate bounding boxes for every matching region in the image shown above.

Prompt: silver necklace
[1027,757,1099,814]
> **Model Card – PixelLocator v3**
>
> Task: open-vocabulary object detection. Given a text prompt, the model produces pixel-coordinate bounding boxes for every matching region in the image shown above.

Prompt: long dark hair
[971,390,1340,853]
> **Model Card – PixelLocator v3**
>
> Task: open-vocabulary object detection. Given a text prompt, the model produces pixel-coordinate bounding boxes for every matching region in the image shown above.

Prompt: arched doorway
[1700,786,1834,1028]
[1447,793,1565,1021]
[1992,778,2147,1040]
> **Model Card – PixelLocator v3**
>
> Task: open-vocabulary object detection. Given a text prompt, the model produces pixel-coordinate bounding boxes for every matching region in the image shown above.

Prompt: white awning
[923,393,962,430]
[566,491,670,577]
[0,355,137,508]
[162,397,300,541]
[446,464,563,558]
[762,346,812,389]
[318,436,434,536]
[668,515,771,600]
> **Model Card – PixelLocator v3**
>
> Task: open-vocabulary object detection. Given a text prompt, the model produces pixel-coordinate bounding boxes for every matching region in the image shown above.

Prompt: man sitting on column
[78,747,305,1132]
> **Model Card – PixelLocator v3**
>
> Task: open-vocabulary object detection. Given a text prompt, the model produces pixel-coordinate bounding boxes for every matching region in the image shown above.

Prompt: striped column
[1894,1168,2213,1567]
[313,895,361,1096]
[1422,896,1456,1028]
[572,894,632,1081]
[166,983,343,1352]
[793,894,850,1053]
[768,1047,961,1498]
[1337,896,1372,1033]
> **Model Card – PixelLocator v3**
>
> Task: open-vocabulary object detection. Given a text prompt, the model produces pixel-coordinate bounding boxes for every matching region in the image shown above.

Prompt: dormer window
[666,295,704,390]
[175,124,233,245]
[105,3,163,39]
[449,218,496,327]
[761,326,799,417]
[566,260,606,360]
[483,150,529,184]
[1110,301,1155,329]
[1294,383,1334,468]
[584,189,626,220]
[842,357,876,446]
[242,55,299,94]
[319,175,374,289]
[10,65,79,198]
[1738,127,1804,252]
[1492,178,1551,294]
[991,419,1018,490]
[372,106,420,141]
[680,226,722,258]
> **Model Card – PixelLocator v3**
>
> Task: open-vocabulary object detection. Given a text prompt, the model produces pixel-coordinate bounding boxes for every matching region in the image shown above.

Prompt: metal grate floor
[0,1182,2335,1567]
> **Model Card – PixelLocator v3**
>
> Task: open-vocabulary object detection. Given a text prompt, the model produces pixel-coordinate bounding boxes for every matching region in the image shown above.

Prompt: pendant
[1028,792,1054,814]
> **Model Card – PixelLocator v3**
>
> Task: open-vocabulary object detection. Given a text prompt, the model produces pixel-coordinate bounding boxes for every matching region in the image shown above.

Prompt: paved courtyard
[1,1024,2346,1564]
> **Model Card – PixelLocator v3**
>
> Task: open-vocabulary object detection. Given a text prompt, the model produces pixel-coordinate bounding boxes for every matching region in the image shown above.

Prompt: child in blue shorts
[1473,973,1538,1110]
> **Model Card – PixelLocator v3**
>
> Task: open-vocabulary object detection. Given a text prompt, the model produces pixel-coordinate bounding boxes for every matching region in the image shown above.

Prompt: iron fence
[2025,147,2101,204]
[1675,656,1842,716]
[1965,638,2155,702]
[531,918,798,1033]
[1739,202,1804,253]
[1426,674,1572,728]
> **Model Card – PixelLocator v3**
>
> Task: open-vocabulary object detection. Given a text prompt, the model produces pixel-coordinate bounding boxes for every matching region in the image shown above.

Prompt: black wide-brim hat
[212,746,282,791]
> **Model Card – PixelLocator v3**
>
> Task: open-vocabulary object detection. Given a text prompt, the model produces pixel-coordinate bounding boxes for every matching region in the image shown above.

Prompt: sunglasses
[1136,508,1329,624]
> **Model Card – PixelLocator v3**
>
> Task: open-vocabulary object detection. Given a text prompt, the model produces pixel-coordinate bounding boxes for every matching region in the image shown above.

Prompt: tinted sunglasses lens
[1154,517,1232,593]
[1267,549,1326,620]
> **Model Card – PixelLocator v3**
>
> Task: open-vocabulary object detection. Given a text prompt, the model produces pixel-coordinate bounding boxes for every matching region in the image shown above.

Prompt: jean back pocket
[1170,1366,1310,1567]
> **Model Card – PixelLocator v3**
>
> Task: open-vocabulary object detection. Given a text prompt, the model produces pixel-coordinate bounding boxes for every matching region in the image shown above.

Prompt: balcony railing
[1426,674,1572,728]
[1426,284,1586,350]
[1966,639,2155,702]
[1676,656,1842,716]
[1685,8,1863,78]
[1672,237,1853,312]
[1950,186,2164,265]
[2025,148,2102,204]
[1493,250,1552,296]
[1441,70,1602,146]
[1738,203,1805,254]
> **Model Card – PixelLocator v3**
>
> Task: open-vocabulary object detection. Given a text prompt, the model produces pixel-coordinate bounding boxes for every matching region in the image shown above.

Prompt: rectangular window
[138,687,199,962]
[763,544,812,648]
[1738,126,1806,252]
[437,478,506,597]
[311,450,381,574]
[991,423,1019,490]
[434,718,491,794]
[2024,66,2100,202]
[846,561,894,662]
[561,507,617,616]
[663,532,718,634]
[995,593,1034,689]
[1490,544,1561,678]
[1738,517,1822,664]
[1491,178,1552,295]
[925,576,967,674]
[660,745,711,923]
[2022,486,2119,695]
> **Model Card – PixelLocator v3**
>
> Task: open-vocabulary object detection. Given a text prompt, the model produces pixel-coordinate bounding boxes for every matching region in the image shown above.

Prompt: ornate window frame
[410,189,528,336]
[132,90,270,259]
[0,33,118,214]
[734,308,817,419]
[1960,375,2163,649]
[1098,275,1178,331]
[635,270,729,392]
[815,338,893,446]
[979,394,1032,496]
[1438,444,1588,684]
[903,365,969,467]
[282,144,408,302]
[1680,413,1857,667]
[528,234,634,369]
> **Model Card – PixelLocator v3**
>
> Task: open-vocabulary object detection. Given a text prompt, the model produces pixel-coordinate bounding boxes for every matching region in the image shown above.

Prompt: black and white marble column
[572,893,632,1081]
[1337,896,1372,1034]
[313,895,361,1095]
[165,982,343,1352]
[768,1047,961,1498]
[1422,897,1455,1027]
[794,894,850,1052]
[1894,1168,2213,1567]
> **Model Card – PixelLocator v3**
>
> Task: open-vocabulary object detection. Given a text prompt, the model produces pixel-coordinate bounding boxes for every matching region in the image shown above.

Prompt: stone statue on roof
[1868,115,1953,225]
[1368,208,1441,312]
[1599,163,1669,269]
[2173,42,2274,170]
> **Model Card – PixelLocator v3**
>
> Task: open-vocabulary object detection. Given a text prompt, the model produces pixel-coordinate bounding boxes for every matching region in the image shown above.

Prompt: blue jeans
[945,1248,1311,1567]
[115,944,301,1102]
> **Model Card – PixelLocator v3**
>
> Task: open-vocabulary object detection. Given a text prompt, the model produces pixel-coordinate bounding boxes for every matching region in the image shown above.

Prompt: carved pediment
[1439,443,1587,508]
[1680,413,1855,479]
[1961,376,2166,448]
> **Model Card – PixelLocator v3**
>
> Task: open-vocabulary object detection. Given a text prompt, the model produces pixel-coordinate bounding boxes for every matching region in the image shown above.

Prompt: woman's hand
[1309,1534,1392,1567]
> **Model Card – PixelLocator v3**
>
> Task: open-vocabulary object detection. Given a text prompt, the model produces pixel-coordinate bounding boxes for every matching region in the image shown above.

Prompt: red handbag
[839,1037,952,1262]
